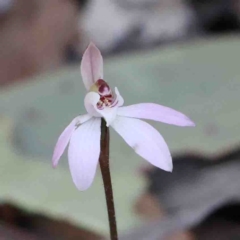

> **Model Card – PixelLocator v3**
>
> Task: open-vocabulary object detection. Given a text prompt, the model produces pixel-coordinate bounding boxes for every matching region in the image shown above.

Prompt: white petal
[97,107,118,127]
[68,118,101,191]
[84,91,116,126]
[99,88,124,126]
[84,88,124,126]
[52,114,92,167]
[114,87,124,107]
[111,116,172,172]
[84,92,101,117]
[80,42,103,90]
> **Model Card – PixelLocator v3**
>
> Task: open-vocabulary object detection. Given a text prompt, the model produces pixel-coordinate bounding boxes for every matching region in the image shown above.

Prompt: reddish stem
[99,118,118,240]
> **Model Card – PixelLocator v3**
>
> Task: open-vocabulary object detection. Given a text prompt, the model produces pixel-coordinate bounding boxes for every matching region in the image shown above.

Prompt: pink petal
[81,42,103,90]
[117,103,195,127]
[52,114,92,167]
[68,118,101,191]
[111,116,172,172]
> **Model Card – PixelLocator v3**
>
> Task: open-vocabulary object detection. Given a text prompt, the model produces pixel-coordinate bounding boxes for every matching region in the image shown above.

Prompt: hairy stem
[99,118,118,240]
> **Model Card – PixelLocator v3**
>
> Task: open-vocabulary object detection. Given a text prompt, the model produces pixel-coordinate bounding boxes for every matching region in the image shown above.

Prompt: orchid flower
[52,43,195,191]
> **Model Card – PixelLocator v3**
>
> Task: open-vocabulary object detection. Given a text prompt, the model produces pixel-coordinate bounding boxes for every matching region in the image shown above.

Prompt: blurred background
[1,0,240,239]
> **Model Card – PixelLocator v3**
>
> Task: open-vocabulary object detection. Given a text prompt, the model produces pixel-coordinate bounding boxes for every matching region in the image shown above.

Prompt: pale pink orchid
[52,43,195,191]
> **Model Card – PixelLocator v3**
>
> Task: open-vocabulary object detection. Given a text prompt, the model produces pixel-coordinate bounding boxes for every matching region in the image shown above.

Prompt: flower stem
[99,118,118,240]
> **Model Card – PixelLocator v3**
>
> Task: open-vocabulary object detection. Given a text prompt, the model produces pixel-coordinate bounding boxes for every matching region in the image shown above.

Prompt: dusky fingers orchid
[52,42,195,191]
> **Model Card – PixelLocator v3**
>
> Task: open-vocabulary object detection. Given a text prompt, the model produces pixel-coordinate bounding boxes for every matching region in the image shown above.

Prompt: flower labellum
[52,42,195,191]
